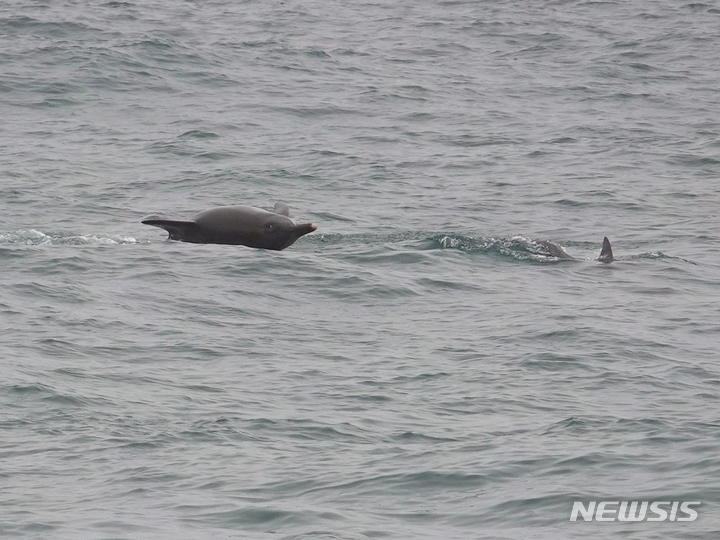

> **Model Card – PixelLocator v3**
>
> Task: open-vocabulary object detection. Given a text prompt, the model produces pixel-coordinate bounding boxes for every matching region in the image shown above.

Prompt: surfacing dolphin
[142,202,317,250]
[539,237,614,262]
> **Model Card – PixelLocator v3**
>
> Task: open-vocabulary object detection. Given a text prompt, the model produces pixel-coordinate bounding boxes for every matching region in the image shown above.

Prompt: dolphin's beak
[296,223,317,236]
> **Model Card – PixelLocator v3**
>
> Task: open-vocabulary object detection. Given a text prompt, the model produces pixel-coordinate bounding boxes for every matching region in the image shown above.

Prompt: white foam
[0,231,139,246]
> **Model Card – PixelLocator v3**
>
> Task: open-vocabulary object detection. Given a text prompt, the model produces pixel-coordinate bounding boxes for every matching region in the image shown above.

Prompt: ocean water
[1,1,719,538]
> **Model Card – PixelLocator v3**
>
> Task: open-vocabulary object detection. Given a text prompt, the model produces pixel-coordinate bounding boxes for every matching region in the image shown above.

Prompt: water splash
[0,230,139,246]
[430,234,575,262]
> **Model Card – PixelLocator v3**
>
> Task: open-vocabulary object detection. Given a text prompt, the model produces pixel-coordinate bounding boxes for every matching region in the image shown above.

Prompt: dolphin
[142,202,317,250]
[536,237,614,262]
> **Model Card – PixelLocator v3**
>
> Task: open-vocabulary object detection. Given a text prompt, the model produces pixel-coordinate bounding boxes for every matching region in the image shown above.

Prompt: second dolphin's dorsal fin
[598,236,614,263]
[273,202,290,217]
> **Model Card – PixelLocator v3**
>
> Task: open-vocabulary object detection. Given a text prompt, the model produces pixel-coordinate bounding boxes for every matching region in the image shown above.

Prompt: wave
[0,230,140,246]
[308,232,579,263]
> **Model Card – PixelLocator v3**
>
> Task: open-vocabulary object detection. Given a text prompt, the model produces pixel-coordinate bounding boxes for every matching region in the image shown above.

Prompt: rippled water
[1,1,719,538]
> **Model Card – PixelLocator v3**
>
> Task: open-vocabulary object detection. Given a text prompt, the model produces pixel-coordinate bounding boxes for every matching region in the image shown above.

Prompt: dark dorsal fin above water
[273,201,290,217]
[598,236,614,263]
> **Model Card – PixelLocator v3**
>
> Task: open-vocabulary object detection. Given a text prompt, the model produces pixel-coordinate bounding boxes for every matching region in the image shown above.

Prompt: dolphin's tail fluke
[142,219,198,242]
[598,236,614,263]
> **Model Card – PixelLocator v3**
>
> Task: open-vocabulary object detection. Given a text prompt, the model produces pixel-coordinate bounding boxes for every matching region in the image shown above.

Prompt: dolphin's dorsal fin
[273,201,291,217]
[598,236,614,263]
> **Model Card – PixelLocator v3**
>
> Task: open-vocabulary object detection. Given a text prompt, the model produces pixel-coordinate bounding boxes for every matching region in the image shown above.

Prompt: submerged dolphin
[142,202,317,250]
[538,237,614,262]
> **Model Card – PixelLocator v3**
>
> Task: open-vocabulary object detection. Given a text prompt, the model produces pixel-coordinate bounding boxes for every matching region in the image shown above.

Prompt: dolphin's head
[261,214,317,250]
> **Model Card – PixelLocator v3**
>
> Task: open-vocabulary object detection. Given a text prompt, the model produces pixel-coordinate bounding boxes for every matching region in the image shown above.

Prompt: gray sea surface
[1,1,719,538]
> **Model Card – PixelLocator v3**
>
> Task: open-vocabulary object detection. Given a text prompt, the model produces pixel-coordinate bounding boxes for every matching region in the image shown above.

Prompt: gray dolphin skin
[142,202,317,250]
[536,240,573,260]
[538,237,614,261]
[597,236,614,263]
